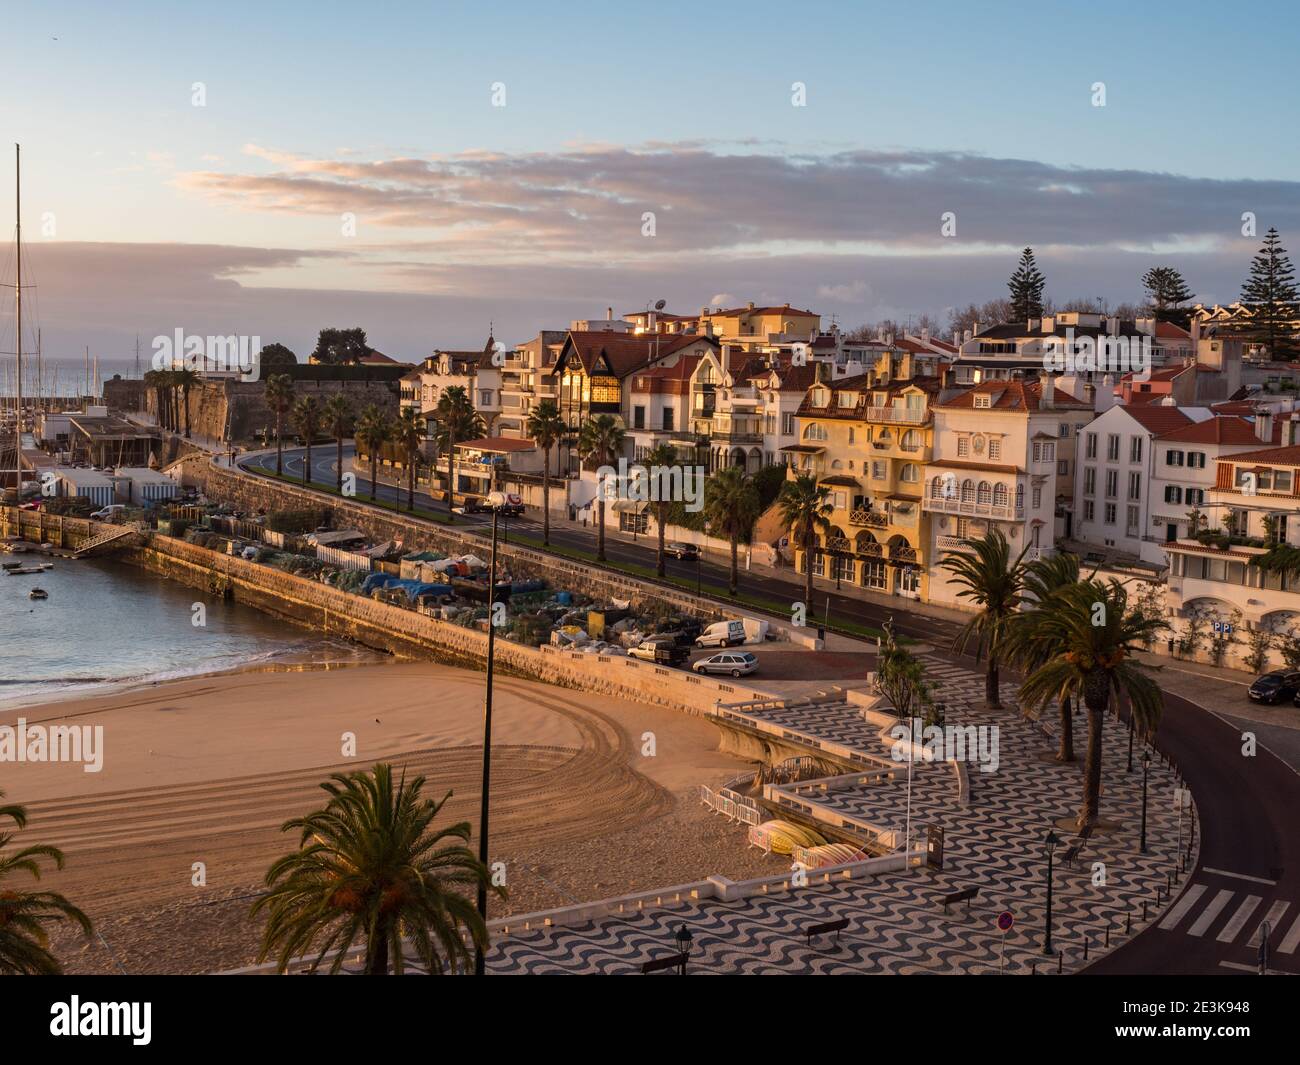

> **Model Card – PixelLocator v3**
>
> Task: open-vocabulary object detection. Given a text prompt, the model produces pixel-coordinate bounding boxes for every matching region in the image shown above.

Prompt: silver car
[692,651,758,677]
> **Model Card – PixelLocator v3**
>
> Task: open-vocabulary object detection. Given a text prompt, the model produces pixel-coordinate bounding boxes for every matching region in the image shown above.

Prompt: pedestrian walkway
[1156,870,1299,972]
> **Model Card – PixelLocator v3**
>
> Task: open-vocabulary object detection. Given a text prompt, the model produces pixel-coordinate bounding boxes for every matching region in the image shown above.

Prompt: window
[1107,434,1120,461]
[1083,467,1096,495]
[1130,436,1143,463]
[900,463,919,483]
[633,405,646,430]
[961,479,975,502]
[1128,471,1141,500]
[1105,470,1118,498]
[1166,449,1185,467]
[977,481,992,504]
[993,483,1008,506]
[838,391,856,408]
[803,423,828,441]
[1085,432,1097,459]
[957,436,970,457]
[872,461,887,480]
[1186,487,1204,505]
[1083,500,1095,521]
[1126,505,1140,534]
[662,408,674,432]
[974,394,992,409]
[1104,503,1117,524]
[861,560,888,590]
[1032,486,1042,508]
[1164,485,1183,504]
[847,427,855,445]
[988,438,1002,461]
[1032,441,1055,463]
[1188,451,1206,469]
[782,412,796,435]
[1058,459,1069,475]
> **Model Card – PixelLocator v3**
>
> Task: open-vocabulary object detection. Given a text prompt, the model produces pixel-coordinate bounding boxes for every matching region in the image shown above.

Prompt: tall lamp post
[674,925,693,976]
[473,504,502,976]
[1139,748,1152,854]
[1042,829,1060,956]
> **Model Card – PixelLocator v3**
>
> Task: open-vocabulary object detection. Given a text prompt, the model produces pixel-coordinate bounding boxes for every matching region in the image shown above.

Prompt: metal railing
[922,496,1023,521]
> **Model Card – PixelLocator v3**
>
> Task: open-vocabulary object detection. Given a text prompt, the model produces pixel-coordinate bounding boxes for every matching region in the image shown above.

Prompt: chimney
[973,320,981,336]
[721,344,732,379]
[701,306,709,318]
[1028,318,1040,333]
[920,326,930,345]
[1041,372,1055,410]
[1256,411,1275,443]
[1084,381,1096,407]
[963,328,973,345]
[607,306,613,321]
[746,301,755,311]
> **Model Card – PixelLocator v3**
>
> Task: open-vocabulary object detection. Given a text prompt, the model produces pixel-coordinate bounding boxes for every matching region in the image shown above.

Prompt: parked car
[696,619,747,648]
[692,651,758,678]
[664,542,699,560]
[452,496,489,515]
[90,504,127,522]
[1249,671,1300,704]
[628,639,688,666]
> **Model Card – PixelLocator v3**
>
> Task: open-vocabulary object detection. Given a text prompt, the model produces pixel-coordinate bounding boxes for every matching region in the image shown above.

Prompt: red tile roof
[1119,405,1193,434]
[939,379,1090,411]
[1219,443,1300,464]
[1156,416,1279,446]
[560,331,715,378]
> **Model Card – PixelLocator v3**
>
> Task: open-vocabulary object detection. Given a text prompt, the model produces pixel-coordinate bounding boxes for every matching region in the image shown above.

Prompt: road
[236,444,1300,974]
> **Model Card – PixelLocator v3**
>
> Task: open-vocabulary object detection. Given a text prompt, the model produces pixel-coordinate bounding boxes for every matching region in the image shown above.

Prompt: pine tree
[1239,228,1300,357]
[1007,247,1046,322]
[1140,266,1195,326]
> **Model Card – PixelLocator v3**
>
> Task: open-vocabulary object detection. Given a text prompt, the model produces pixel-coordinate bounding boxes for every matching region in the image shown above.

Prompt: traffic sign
[996,911,1014,932]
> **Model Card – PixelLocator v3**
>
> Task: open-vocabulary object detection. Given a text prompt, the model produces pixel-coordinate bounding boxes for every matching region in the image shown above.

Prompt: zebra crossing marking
[1279,911,1300,955]
[1187,888,1234,937]
[1158,883,1207,930]
[1247,900,1290,948]
[1202,867,1276,886]
[1215,895,1262,944]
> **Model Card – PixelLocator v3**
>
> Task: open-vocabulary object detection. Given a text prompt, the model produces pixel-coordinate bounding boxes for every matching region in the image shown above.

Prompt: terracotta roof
[1218,443,1300,465]
[939,379,1090,411]
[1121,364,1193,384]
[709,303,818,317]
[560,331,714,378]
[1155,321,1193,339]
[1119,406,1193,434]
[635,355,702,380]
[455,437,537,453]
[1156,416,1279,446]
[929,459,1024,474]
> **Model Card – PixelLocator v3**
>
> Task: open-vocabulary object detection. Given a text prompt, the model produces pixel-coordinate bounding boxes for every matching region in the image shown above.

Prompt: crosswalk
[1159,876,1300,959]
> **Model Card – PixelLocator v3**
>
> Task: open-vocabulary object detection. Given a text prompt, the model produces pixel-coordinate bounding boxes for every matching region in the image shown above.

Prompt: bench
[1062,823,1093,867]
[940,887,979,914]
[639,952,687,975]
[805,917,850,946]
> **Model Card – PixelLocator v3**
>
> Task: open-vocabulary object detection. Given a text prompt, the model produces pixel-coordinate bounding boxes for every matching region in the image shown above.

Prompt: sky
[1,0,1298,367]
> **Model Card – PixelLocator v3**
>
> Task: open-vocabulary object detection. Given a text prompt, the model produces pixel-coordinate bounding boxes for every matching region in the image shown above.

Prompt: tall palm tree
[355,405,392,502]
[0,791,93,975]
[1015,581,1166,828]
[394,406,425,511]
[253,764,501,975]
[264,373,295,476]
[433,386,484,522]
[643,443,679,577]
[1006,551,1083,761]
[525,400,566,546]
[703,466,761,596]
[936,528,1028,709]
[322,393,353,493]
[175,367,201,439]
[575,414,626,561]
[777,473,834,611]
[291,395,323,487]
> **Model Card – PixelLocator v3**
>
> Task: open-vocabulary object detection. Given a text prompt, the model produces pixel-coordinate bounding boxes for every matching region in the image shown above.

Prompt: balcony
[849,508,889,529]
[890,544,918,563]
[922,496,1024,521]
[712,429,763,444]
[936,534,973,552]
[864,405,927,425]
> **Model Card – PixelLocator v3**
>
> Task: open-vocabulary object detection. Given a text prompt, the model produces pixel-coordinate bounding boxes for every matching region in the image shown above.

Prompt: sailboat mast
[15,143,21,436]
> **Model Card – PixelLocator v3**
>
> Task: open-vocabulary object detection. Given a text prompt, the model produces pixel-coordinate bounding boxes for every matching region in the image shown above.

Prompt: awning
[610,499,649,514]
[819,475,861,488]
[781,444,826,454]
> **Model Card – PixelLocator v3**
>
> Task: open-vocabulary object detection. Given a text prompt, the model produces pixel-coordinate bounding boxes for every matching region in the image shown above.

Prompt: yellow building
[624,301,821,350]
[786,370,942,601]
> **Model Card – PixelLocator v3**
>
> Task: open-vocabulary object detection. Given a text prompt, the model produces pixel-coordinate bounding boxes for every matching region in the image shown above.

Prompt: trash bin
[817,625,825,641]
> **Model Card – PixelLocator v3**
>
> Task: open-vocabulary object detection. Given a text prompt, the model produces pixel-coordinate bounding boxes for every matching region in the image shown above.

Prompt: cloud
[817,280,873,303]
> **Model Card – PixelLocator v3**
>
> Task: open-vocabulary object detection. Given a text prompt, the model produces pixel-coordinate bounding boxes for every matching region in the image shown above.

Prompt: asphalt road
[237,444,1300,974]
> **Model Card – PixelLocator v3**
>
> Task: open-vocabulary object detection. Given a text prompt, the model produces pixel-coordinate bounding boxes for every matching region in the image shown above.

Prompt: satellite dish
[654,299,667,311]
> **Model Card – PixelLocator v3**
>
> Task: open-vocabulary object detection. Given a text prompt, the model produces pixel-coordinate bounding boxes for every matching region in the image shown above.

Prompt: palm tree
[175,367,200,439]
[142,369,166,430]
[322,393,353,493]
[355,405,392,502]
[394,406,425,511]
[525,400,566,546]
[0,791,93,975]
[575,414,627,561]
[433,386,484,522]
[703,466,761,595]
[264,373,295,476]
[291,395,323,486]
[643,443,679,577]
[1015,580,1166,828]
[936,528,1028,709]
[777,473,834,611]
[253,764,501,975]
[1005,551,1083,761]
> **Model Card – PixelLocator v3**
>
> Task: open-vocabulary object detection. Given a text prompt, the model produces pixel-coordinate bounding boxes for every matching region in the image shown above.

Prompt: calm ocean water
[0,555,384,710]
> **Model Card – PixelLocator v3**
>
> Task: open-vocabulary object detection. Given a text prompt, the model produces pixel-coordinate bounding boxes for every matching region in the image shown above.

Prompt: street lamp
[473,504,502,976]
[1126,706,1135,773]
[1140,748,1152,854]
[674,925,693,975]
[1042,829,1060,956]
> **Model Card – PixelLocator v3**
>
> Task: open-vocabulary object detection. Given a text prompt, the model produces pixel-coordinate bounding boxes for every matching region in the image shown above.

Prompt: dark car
[665,542,699,560]
[1248,671,1300,704]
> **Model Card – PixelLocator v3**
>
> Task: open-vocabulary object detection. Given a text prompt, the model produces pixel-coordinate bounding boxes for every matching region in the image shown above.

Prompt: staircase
[73,524,143,558]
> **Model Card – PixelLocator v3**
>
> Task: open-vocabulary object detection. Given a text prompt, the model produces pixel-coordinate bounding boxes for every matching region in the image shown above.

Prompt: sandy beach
[3,662,780,974]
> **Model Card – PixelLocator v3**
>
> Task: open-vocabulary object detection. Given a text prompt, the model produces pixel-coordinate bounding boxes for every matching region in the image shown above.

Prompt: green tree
[175,367,200,439]
[310,327,371,366]
[642,443,680,578]
[258,342,299,370]
[322,394,353,493]
[264,373,295,476]
[291,395,322,486]
[0,791,93,975]
[355,404,392,502]
[1141,266,1195,326]
[937,529,1028,709]
[1015,581,1166,828]
[253,764,500,975]
[703,466,761,596]
[777,473,834,611]
[1005,551,1083,761]
[394,406,425,511]
[525,400,566,546]
[433,386,484,521]
[1007,247,1046,321]
[1239,227,1300,358]
[575,414,626,562]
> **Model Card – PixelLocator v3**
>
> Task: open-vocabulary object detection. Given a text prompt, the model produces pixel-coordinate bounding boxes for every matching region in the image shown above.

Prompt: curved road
[235,444,1300,974]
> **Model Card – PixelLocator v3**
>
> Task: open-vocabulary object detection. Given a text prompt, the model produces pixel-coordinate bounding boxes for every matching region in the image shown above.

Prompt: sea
[0,554,385,711]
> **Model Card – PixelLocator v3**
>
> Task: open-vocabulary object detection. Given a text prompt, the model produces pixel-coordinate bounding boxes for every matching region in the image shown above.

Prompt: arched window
[977,481,992,504]
[993,483,1008,506]
[961,479,975,503]
[902,429,920,450]
[929,478,943,499]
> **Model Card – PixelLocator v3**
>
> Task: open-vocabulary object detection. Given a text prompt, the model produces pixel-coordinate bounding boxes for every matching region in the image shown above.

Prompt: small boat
[6,565,48,575]
[29,588,48,600]
[2,560,24,570]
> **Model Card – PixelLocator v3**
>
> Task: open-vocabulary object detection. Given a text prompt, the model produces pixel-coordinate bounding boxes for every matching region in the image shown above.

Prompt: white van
[90,504,127,522]
[696,619,746,648]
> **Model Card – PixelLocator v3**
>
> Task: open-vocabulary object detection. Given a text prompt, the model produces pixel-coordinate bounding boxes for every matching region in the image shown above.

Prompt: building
[451,437,545,499]
[619,302,822,351]
[924,378,1093,608]
[400,336,502,434]
[497,331,567,439]
[53,467,116,508]
[111,466,180,505]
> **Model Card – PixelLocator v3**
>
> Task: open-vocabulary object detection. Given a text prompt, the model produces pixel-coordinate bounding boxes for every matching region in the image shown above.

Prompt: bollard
[1057,951,1064,974]
[1083,934,1089,961]
[1167,871,1172,892]
[1105,923,1111,947]
[1142,899,1148,922]
[1125,911,1132,934]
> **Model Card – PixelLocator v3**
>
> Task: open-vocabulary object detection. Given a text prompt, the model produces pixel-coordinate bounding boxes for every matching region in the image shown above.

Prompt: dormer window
[838,391,856,408]
[974,394,992,409]
[812,387,830,406]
